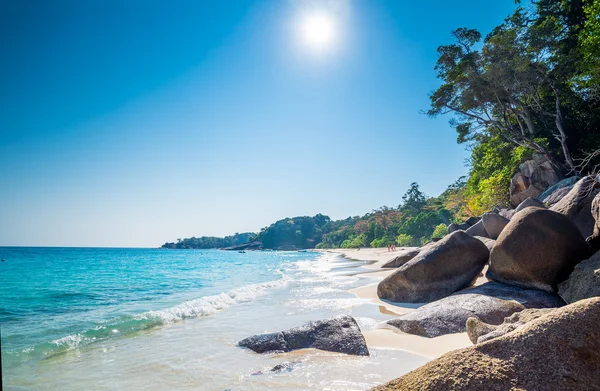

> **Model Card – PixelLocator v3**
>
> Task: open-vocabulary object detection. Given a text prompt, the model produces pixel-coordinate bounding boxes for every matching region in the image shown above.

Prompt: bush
[432,224,448,239]
[396,234,413,247]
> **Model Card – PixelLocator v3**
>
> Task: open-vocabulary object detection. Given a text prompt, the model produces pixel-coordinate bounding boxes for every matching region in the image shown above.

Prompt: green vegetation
[161,232,255,249]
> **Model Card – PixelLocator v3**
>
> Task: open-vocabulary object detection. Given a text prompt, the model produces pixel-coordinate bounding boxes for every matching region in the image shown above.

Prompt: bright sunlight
[299,12,337,51]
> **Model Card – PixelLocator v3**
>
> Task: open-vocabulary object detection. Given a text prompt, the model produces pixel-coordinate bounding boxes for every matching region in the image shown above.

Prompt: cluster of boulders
[372,174,600,390]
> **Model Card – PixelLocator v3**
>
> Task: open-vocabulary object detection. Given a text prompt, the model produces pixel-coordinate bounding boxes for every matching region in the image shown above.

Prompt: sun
[300,12,337,50]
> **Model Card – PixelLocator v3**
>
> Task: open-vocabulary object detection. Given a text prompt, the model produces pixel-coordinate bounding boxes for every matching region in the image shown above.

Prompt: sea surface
[0,248,428,390]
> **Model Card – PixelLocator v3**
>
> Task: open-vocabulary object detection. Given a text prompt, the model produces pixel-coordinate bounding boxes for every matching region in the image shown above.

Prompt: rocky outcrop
[466,308,555,344]
[238,315,369,356]
[377,231,489,303]
[481,212,509,240]
[382,248,421,268]
[538,175,579,202]
[447,222,470,233]
[514,197,545,213]
[550,175,599,238]
[465,219,489,238]
[487,207,589,292]
[385,281,563,338]
[558,250,600,304]
[509,155,562,207]
[371,298,600,391]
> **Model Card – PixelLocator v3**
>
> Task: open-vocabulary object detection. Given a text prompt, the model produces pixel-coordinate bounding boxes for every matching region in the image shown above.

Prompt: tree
[401,182,427,216]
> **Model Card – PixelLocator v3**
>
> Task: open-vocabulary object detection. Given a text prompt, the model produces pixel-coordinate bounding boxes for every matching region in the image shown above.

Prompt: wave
[3,277,289,366]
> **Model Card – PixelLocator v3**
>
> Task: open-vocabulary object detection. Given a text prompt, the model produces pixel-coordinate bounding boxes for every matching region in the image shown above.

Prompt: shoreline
[322,248,472,359]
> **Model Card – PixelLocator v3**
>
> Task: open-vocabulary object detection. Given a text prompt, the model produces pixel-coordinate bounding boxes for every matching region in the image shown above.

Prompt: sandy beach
[326,248,473,359]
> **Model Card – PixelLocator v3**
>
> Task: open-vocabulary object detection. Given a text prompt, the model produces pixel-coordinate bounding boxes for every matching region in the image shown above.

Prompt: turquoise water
[1,247,429,390]
[0,248,315,368]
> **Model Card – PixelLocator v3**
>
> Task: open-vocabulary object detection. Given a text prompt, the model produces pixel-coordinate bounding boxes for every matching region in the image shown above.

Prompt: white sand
[325,248,476,359]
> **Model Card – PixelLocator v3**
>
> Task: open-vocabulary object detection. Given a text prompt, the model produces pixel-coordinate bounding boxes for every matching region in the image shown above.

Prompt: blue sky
[0,0,516,247]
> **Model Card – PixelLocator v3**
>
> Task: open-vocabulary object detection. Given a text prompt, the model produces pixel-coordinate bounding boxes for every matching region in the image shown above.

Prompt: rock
[385,281,563,338]
[464,216,480,226]
[377,231,490,303]
[465,219,489,238]
[510,172,530,196]
[543,186,573,206]
[530,160,562,191]
[382,248,421,268]
[588,193,600,253]
[510,185,541,207]
[474,236,495,251]
[481,212,509,240]
[558,250,600,304]
[465,317,497,344]
[371,298,600,391]
[487,207,589,292]
[467,308,555,344]
[252,361,300,375]
[514,197,545,213]
[550,176,599,238]
[447,223,470,233]
[538,175,579,202]
[238,315,369,356]
[497,208,515,220]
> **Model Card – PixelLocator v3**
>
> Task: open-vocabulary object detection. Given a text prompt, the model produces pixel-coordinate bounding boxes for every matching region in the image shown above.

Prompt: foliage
[161,232,255,249]
[396,234,413,246]
[432,224,449,239]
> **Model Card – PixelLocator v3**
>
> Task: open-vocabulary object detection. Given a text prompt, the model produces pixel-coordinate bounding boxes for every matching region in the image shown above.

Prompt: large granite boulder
[238,315,369,356]
[382,248,421,268]
[514,197,545,213]
[465,220,489,238]
[550,175,599,238]
[509,155,563,207]
[538,175,579,202]
[558,250,600,304]
[543,186,573,206]
[466,308,555,344]
[385,281,563,338]
[371,298,600,391]
[481,212,509,240]
[487,207,589,292]
[447,223,469,233]
[377,231,489,303]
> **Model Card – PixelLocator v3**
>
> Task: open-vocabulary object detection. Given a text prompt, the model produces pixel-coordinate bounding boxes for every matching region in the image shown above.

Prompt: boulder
[514,197,545,213]
[530,160,562,191]
[466,308,555,344]
[385,281,563,338]
[550,176,599,238]
[447,223,469,233]
[465,220,489,238]
[382,248,421,268]
[543,186,573,206]
[487,207,589,292]
[371,298,600,391]
[238,315,368,356]
[481,212,509,240]
[497,208,515,220]
[510,172,530,196]
[538,175,579,202]
[377,231,489,303]
[474,236,495,251]
[558,250,600,304]
[510,185,541,207]
[464,216,480,226]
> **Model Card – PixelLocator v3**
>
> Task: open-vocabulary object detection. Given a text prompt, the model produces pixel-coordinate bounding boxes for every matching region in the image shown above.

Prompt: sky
[0,0,517,247]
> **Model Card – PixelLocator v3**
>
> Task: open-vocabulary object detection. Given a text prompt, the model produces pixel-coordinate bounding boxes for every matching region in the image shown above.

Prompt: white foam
[137,277,289,324]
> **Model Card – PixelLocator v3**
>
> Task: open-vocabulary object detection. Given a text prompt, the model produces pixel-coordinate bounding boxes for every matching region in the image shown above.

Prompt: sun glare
[300,12,337,51]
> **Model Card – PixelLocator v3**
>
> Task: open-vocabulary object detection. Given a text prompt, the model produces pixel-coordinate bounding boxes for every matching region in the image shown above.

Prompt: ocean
[0,248,428,390]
